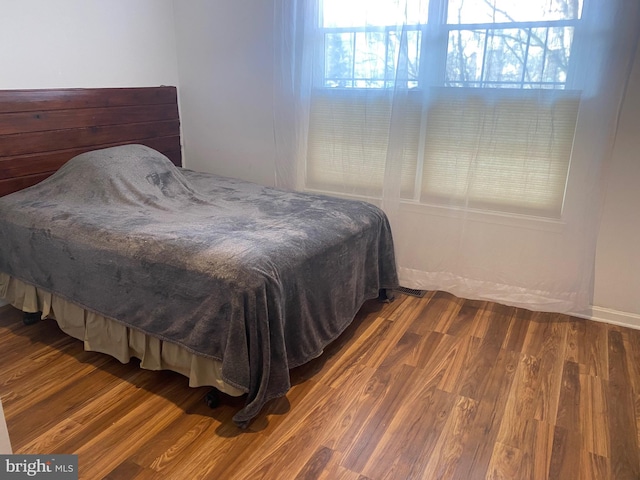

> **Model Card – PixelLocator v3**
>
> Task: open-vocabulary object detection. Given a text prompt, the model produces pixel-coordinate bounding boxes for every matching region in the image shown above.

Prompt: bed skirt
[0,272,244,397]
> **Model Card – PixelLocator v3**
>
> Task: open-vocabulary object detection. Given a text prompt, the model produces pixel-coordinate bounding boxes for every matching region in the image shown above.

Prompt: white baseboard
[571,306,640,330]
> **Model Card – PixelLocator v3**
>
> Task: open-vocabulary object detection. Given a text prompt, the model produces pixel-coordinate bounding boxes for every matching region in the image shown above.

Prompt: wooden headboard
[0,86,181,197]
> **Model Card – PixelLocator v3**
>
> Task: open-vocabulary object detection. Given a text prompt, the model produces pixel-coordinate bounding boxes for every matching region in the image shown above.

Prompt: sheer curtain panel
[273,0,640,312]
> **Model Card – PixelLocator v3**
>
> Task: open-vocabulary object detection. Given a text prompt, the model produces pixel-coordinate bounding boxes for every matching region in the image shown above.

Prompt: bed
[0,87,398,428]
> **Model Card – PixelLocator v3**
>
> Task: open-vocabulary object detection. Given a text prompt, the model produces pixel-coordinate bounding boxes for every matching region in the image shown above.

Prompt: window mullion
[421,0,448,86]
[412,0,448,202]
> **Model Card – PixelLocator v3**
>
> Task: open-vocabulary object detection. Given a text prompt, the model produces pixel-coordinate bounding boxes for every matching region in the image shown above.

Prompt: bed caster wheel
[378,289,395,303]
[204,389,220,409]
[23,312,41,326]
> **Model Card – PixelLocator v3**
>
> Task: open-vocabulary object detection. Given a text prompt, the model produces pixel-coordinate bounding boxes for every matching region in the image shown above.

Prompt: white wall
[589,45,640,326]
[0,0,179,89]
[172,0,277,185]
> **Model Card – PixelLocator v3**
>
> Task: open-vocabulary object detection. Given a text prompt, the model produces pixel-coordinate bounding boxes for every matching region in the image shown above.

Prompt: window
[306,0,583,217]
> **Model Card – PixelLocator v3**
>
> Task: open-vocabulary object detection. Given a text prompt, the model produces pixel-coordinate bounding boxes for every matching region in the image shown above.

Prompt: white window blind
[306,89,421,198]
[420,88,580,216]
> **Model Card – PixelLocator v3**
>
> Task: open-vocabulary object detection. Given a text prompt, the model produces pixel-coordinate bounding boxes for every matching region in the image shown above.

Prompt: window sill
[304,187,566,233]
[398,201,566,233]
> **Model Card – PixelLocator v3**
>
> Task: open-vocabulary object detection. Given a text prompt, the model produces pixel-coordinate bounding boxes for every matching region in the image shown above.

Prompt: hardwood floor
[1,291,639,479]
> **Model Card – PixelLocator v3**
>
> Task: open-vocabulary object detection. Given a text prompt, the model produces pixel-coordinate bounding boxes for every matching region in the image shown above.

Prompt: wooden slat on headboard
[0,87,181,197]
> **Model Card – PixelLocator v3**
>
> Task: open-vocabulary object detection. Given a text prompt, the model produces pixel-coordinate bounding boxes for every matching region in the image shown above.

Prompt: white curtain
[273,0,640,313]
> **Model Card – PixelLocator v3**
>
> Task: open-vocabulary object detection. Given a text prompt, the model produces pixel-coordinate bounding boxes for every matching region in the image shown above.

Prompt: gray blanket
[0,145,398,427]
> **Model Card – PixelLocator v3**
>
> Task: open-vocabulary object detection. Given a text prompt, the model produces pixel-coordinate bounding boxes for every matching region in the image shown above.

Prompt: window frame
[308,0,584,217]
[316,0,582,90]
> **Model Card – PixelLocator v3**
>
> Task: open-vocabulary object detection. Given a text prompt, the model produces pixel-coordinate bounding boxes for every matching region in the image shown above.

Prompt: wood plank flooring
[1,291,639,479]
